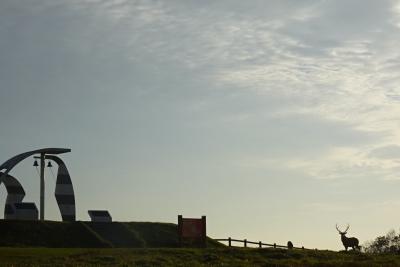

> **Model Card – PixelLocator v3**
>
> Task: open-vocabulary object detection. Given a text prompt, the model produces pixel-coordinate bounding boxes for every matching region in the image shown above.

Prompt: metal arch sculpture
[46,155,76,222]
[0,148,71,220]
[0,172,26,219]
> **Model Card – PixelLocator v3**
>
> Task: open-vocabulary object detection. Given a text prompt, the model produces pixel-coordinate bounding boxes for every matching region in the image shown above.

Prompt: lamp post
[40,153,45,221]
[34,154,55,221]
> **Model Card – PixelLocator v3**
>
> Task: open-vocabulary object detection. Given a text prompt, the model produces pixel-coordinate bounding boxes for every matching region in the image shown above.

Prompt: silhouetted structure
[178,215,207,247]
[1,148,114,223]
[336,224,360,251]
[214,237,308,250]
[13,202,38,220]
[46,155,76,221]
[88,210,112,222]
[0,148,71,221]
[287,241,294,249]
[0,172,25,219]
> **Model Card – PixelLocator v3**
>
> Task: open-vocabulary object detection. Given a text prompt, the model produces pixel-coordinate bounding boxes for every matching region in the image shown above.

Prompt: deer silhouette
[336,224,360,251]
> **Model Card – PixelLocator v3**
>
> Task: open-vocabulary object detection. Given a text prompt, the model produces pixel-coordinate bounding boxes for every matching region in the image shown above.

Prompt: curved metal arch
[0,148,71,175]
[0,172,26,219]
[46,155,76,222]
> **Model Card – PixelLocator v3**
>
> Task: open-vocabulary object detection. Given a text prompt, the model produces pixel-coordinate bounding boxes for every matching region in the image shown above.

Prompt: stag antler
[336,224,350,234]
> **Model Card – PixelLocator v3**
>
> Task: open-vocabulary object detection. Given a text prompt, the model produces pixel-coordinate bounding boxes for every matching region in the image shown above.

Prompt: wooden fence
[215,238,309,250]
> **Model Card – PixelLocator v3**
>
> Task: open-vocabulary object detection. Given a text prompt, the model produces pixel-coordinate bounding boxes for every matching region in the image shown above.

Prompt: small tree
[364,229,400,254]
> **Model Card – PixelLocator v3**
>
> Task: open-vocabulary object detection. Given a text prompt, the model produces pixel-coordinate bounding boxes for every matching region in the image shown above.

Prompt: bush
[364,230,400,254]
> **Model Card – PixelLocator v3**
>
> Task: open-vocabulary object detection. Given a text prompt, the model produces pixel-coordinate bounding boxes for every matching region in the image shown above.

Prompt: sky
[1,0,400,250]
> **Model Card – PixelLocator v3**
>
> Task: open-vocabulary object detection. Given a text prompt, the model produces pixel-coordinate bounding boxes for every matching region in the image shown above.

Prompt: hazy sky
[1,0,400,250]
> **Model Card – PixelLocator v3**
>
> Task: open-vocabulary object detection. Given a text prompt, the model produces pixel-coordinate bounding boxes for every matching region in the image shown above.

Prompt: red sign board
[182,218,204,238]
[178,215,207,247]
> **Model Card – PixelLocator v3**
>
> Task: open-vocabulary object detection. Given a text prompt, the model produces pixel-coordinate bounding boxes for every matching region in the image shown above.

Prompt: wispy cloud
[2,0,400,249]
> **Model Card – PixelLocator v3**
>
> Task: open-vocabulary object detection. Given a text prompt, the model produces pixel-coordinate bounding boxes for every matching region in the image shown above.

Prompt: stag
[336,224,360,251]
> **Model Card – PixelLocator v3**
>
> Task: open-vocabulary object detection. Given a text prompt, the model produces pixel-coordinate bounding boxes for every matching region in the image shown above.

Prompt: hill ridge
[0,220,220,248]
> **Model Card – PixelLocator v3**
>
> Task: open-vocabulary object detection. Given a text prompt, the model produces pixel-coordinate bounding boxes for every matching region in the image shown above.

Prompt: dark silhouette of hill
[0,220,221,248]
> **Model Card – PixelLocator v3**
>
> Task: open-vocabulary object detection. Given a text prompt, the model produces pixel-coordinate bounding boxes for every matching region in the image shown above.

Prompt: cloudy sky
[1,0,400,250]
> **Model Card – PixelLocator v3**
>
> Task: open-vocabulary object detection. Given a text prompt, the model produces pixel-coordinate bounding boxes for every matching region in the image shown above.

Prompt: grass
[2,221,400,266]
[1,247,400,266]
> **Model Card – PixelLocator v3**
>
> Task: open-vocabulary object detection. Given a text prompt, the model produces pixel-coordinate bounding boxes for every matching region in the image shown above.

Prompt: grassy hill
[0,220,220,248]
[1,247,400,266]
[3,220,400,266]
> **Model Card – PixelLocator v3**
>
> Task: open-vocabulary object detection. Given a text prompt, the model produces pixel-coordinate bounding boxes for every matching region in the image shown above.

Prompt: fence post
[201,216,207,248]
[259,241,262,248]
[273,243,276,248]
[228,237,231,247]
[244,239,247,248]
[178,215,183,247]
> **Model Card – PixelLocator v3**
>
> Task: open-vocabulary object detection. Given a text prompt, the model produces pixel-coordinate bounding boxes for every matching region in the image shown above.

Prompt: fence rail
[215,237,309,250]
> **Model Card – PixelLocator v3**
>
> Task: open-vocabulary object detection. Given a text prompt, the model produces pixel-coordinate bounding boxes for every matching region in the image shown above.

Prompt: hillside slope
[0,220,220,248]
[1,247,399,267]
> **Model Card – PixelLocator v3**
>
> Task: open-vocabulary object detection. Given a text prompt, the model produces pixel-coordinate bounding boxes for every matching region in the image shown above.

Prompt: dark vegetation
[364,229,400,254]
[0,220,220,248]
[2,247,400,266]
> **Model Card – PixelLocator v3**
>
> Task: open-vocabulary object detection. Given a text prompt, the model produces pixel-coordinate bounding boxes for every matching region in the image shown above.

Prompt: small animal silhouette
[336,224,360,251]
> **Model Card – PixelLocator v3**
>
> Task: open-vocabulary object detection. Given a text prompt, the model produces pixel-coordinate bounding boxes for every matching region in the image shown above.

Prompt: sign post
[178,215,207,247]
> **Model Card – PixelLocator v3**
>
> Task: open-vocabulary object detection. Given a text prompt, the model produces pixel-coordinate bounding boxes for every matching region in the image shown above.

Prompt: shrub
[364,230,400,254]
